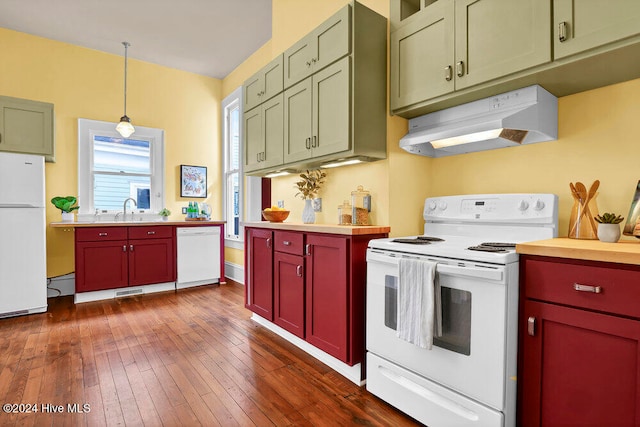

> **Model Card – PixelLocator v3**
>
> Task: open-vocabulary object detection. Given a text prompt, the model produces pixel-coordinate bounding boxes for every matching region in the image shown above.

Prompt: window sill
[225,238,244,250]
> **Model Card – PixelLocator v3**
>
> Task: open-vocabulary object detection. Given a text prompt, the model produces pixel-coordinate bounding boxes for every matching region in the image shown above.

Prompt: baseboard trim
[224,261,244,285]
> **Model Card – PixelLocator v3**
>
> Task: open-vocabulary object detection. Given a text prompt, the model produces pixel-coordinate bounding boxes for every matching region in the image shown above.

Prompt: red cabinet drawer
[128,226,173,239]
[76,227,127,242]
[274,231,304,255]
[523,257,640,318]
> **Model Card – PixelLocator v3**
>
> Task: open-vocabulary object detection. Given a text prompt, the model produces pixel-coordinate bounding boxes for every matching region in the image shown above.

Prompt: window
[222,88,242,243]
[78,119,164,219]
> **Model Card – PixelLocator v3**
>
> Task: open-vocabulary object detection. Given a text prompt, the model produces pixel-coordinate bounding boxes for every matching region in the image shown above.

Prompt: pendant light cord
[122,41,130,117]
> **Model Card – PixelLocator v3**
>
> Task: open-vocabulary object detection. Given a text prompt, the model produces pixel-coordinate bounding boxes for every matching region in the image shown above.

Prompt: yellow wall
[223,1,640,249]
[0,28,223,277]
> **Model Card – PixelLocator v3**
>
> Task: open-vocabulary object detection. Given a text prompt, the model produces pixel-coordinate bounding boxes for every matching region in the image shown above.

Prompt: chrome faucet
[123,197,137,221]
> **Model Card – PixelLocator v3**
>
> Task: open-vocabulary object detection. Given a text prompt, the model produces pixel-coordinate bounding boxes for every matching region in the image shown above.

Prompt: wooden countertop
[50,220,226,228]
[242,221,390,236]
[516,237,640,265]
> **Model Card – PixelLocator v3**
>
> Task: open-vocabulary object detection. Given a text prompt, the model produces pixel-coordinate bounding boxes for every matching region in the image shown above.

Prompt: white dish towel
[397,257,439,349]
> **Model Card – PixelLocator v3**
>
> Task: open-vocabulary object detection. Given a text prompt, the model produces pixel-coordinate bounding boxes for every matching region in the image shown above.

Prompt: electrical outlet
[182,207,188,214]
[277,200,285,208]
[312,198,322,212]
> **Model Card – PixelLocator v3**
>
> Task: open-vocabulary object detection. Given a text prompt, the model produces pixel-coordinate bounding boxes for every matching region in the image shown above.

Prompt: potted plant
[51,196,79,222]
[158,208,171,221]
[594,212,624,242]
[294,169,326,224]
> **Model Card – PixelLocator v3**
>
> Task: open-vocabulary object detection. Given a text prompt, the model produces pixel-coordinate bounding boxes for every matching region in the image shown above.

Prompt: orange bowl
[262,210,290,223]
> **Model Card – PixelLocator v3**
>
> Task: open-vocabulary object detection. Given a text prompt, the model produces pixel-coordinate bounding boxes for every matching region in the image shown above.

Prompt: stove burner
[392,236,446,245]
[393,238,433,244]
[480,242,517,248]
[467,245,508,253]
[417,236,445,242]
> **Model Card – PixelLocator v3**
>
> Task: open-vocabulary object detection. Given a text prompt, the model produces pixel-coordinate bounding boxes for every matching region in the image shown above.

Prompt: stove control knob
[518,200,530,211]
[428,201,437,211]
[438,201,448,211]
[534,199,546,211]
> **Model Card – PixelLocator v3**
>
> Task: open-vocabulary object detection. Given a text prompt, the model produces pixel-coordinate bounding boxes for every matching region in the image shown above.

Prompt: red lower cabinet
[274,252,305,338]
[245,226,387,366]
[75,240,128,292]
[75,226,175,293]
[519,255,640,426]
[245,228,274,320]
[305,234,348,361]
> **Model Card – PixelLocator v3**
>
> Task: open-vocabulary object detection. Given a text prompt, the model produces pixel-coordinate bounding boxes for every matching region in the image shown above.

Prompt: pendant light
[116,41,135,138]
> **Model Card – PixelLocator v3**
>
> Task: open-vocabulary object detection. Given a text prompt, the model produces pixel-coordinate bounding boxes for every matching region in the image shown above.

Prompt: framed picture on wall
[180,165,207,198]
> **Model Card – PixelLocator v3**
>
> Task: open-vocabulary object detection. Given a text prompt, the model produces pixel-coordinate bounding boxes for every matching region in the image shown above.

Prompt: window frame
[222,87,243,249]
[77,118,165,221]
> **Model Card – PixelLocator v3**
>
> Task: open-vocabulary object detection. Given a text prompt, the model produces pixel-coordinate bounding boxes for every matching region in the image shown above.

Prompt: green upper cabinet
[244,1,386,176]
[243,55,284,112]
[390,1,454,110]
[454,0,551,90]
[284,58,351,164]
[390,0,551,115]
[244,94,284,173]
[554,0,640,60]
[0,96,54,162]
[283,5,351,89]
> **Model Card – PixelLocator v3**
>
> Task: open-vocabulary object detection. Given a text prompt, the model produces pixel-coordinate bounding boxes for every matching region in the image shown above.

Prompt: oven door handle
[436,264,503,281]
[367,250,504,281]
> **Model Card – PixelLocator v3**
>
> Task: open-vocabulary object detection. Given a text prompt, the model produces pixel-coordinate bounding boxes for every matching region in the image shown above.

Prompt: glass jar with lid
[351,185,371,225]
[338,200,352,225]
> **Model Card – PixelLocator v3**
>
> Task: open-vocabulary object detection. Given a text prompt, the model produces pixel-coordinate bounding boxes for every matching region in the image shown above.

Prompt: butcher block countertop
[50,220,225,228]
[516,238,640,265]
[242,221,390,236]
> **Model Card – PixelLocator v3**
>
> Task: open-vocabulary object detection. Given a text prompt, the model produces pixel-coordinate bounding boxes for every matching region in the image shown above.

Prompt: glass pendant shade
[116,41,134,138]
[116,115,135,138]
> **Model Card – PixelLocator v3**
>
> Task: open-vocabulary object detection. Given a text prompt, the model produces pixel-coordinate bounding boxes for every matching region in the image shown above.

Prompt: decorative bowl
[262,210,290,223]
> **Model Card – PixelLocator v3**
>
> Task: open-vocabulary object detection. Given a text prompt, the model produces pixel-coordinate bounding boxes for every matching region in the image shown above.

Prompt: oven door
[366,248,516,412]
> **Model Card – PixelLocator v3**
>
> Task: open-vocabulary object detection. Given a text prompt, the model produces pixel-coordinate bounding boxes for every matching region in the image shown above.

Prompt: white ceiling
[0,0,272,79]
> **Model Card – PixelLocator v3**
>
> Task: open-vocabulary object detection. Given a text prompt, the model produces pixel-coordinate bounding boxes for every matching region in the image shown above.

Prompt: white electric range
[366,193,558,427]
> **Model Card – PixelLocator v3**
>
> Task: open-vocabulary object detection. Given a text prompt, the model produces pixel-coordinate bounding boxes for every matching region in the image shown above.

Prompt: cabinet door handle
[573,283,602,294]
[123,245,127,252]
[296,265,303,277]
[305,244,312,256]
[147,231,156,235]
[306,60,312,67]
[0,133,2,143]
[266,238,271,248]
[311,135,317,148]
[261,152,265,161]
[130,244,134,252]
[527,316,536,336]
[98,232,108,237]
[305,137,311,149]
[456,61,465,77]
[282,240,291,246]
[558,21,568,42]
[444,65,452,81]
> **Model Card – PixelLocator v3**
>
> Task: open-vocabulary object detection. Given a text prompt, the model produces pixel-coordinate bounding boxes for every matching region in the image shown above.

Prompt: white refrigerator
[0,152,47,317]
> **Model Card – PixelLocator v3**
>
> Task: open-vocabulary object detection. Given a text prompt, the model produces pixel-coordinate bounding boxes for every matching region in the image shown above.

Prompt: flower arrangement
[594,212,624,224]
[294,169,326,200]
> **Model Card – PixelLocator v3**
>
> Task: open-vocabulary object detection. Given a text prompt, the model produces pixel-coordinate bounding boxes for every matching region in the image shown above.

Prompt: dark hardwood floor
[0,280,419,426]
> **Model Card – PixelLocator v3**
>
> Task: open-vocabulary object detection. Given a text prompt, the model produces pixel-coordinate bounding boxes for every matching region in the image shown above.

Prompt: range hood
[399,85,558,157]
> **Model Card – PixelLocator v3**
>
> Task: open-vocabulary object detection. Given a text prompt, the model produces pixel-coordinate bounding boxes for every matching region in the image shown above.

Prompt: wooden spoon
[583,180,600,233]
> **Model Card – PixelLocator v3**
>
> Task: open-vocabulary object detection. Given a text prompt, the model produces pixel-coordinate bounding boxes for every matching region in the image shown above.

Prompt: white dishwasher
[176,226,221,289]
